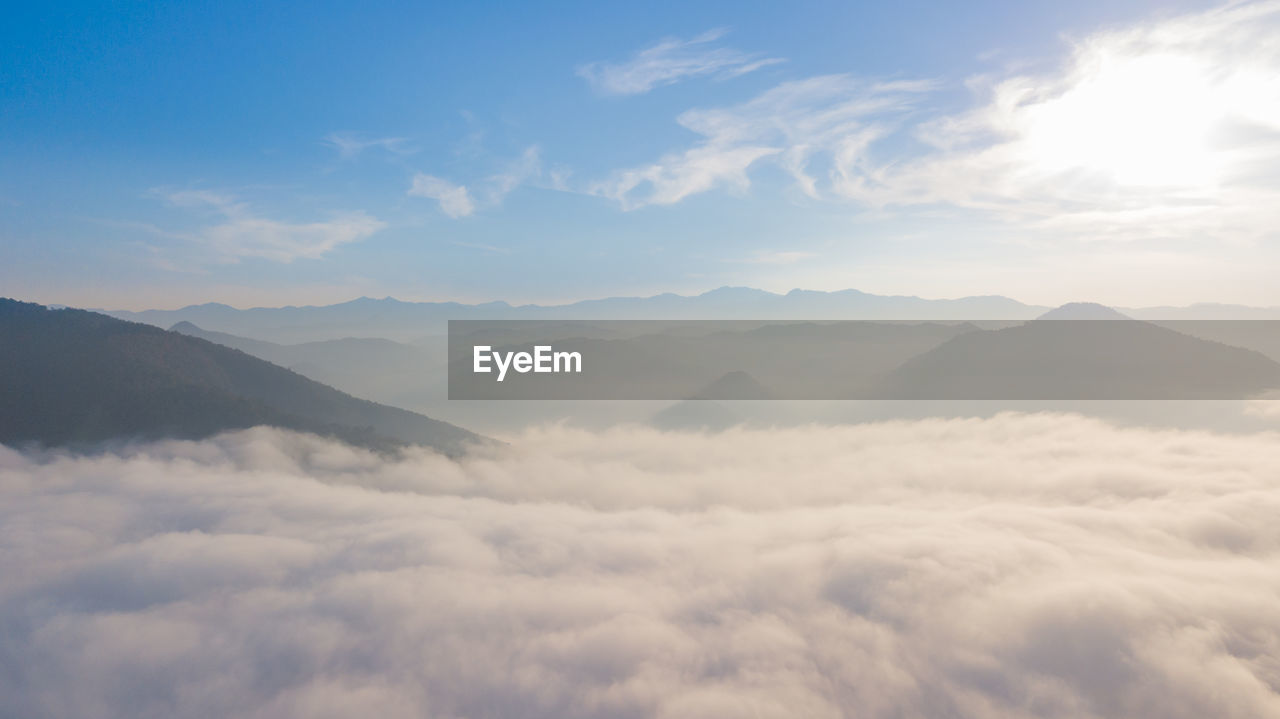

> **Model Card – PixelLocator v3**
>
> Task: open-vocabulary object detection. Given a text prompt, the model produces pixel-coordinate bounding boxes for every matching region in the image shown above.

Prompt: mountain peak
[1037,302,1131,320]
[691,370,774,400]
[699,286,778,299]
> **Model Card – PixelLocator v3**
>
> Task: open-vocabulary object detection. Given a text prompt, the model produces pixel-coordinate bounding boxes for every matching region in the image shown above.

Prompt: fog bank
[1,415,1278,718]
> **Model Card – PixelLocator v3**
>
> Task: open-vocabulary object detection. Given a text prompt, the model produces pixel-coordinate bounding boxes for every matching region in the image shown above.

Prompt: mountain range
[10,291,1279,448]
[102,288,1280,345]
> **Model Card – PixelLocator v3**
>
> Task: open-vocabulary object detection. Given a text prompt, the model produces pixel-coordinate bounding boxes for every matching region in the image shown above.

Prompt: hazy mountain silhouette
[101,289,1280,345]
[1125,303,1280,319]
[649,371,772,431]
[691,370,774,400]
[0,299,484,453]
[169,321,443,407]
[1036,303,1132,320]
[168,320,281,356]
[875,319,1280,399]
[102,289,1051,343]
[1144,321,1280,364]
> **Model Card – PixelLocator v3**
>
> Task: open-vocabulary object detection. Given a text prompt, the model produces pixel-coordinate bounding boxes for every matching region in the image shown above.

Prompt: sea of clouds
[2,413,1279,718]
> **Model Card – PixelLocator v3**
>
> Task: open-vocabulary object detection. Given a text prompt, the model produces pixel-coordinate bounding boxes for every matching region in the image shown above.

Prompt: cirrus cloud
[578,28,784,96]
[590,75,934,209]
[155,190,386,263]
[322,132,415,160]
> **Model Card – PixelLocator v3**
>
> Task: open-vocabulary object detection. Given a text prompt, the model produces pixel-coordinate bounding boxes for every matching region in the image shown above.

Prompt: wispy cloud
[408,146,542,218]
[578,28,784,96]
[485,146,541,202]
[322,132,414,159]
[157,190,385,262]
[589,75,934,209]
[407,175,476,218]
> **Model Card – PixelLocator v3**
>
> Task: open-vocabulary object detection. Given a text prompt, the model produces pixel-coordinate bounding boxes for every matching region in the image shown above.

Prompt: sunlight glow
[1021,52,1225,187]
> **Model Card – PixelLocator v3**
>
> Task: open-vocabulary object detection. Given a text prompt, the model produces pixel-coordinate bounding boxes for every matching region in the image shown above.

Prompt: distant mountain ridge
[0,299,484,453]
[101,288,1049,343]
[100,288,1280,345]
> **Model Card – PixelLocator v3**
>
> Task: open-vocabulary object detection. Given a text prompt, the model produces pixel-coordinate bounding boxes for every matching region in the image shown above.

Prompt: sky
[3,0,1280,310]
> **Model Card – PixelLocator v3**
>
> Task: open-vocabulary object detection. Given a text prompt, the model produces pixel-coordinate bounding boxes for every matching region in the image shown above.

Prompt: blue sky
[4,0,1279,310]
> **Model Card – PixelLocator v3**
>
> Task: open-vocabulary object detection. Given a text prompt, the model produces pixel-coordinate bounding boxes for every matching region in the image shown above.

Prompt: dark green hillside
[0,299,484,454]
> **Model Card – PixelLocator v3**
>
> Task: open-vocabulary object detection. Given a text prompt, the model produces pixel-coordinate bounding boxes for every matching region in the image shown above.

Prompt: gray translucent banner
[447,320,1280,400]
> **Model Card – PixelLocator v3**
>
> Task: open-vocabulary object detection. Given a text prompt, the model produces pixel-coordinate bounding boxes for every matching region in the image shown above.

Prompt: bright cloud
[2,415,1279,718]
[578,28,784,96]
[597,2,1280,246]
[835,0,1280,242]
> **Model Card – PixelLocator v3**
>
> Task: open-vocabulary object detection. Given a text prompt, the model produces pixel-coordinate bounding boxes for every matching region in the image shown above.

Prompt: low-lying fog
[2,411,1279,718]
